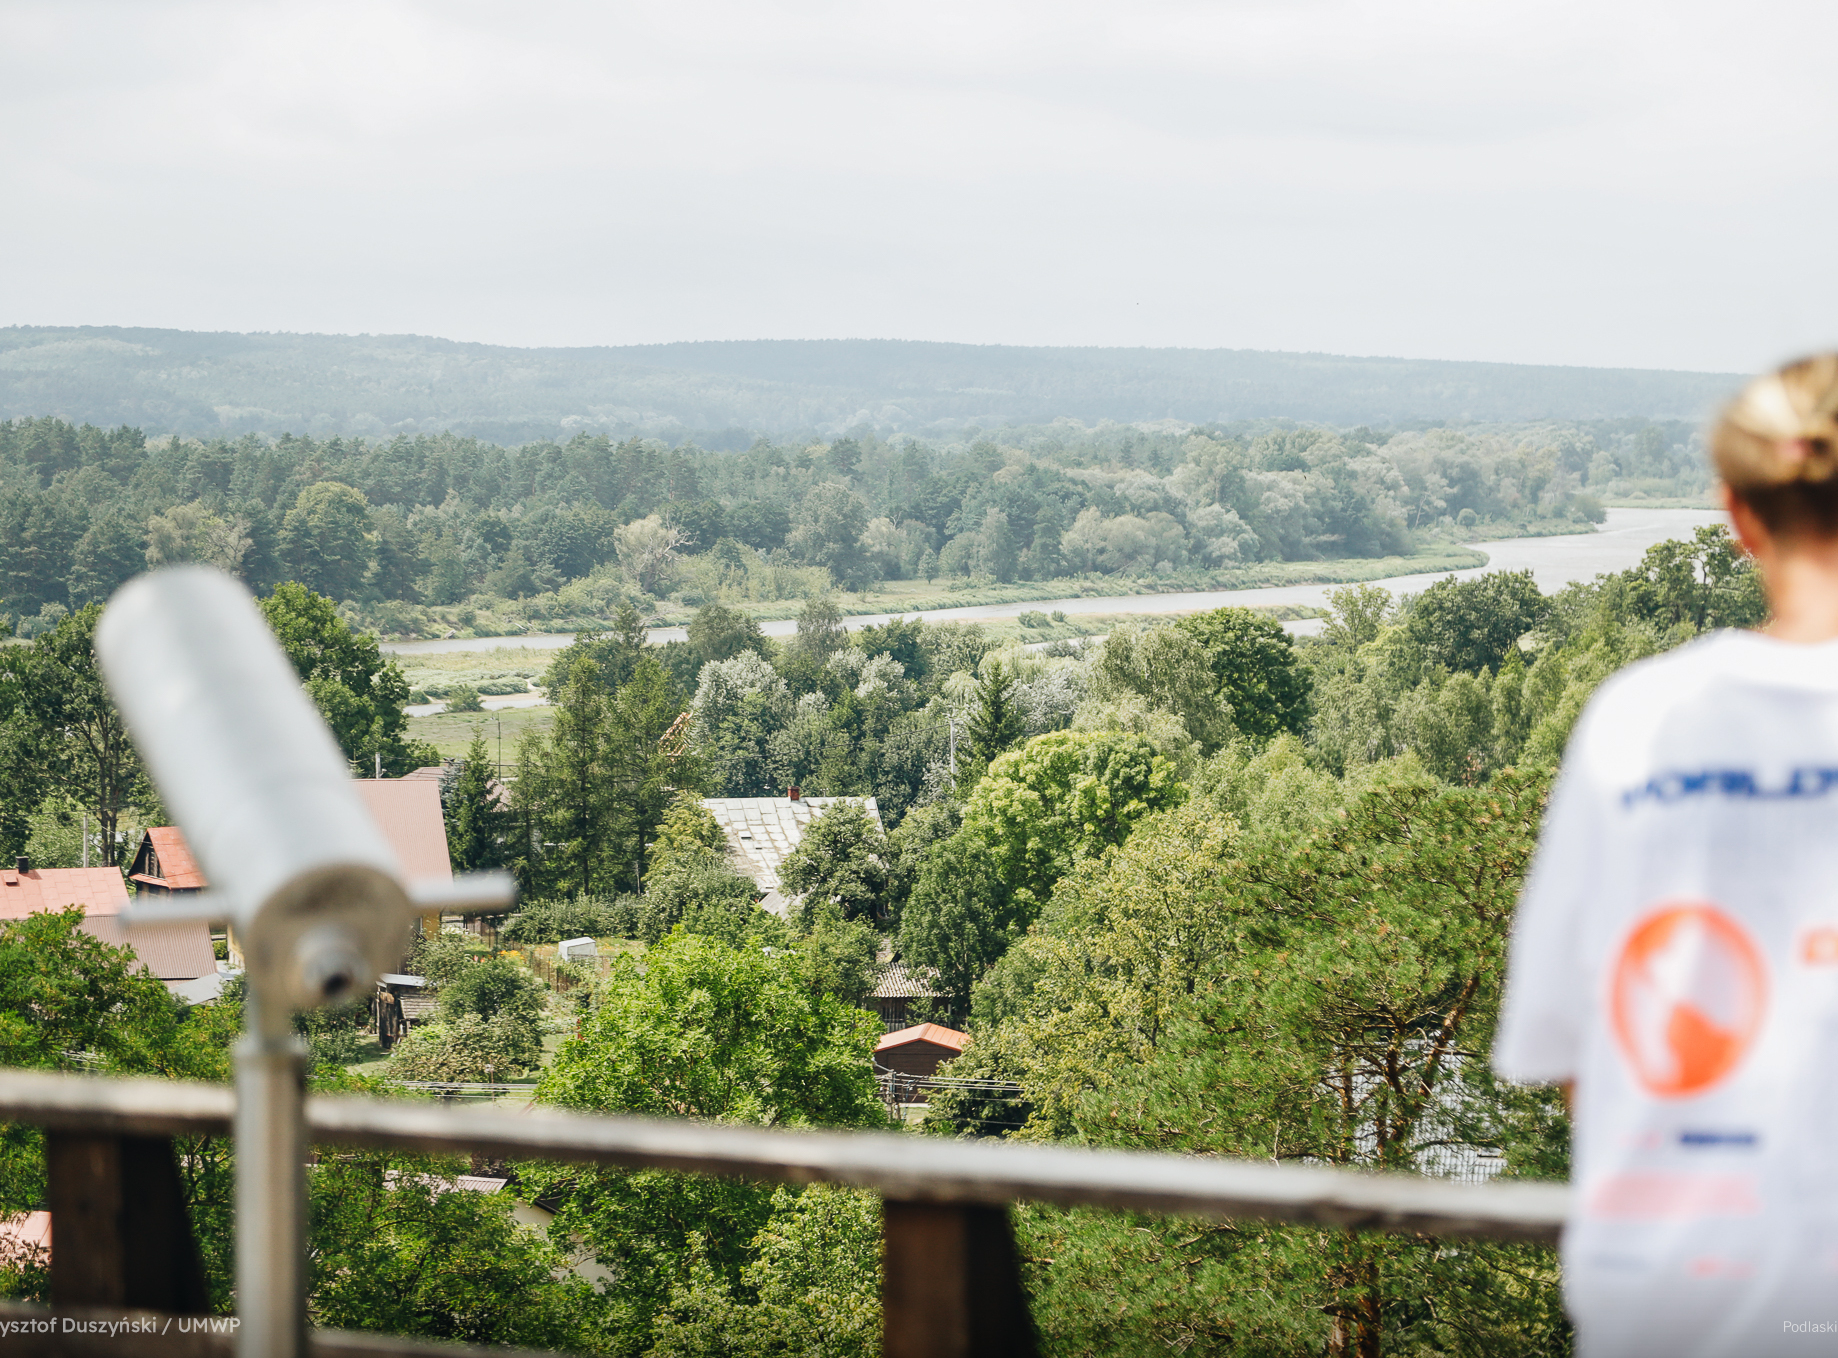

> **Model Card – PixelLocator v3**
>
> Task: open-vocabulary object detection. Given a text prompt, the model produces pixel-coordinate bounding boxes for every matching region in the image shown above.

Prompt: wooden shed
[873,1023,968,1081]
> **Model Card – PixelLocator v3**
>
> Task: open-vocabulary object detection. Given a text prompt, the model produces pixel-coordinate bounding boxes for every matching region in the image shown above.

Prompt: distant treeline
[0,328,1744,440]
[0,413,1707,638]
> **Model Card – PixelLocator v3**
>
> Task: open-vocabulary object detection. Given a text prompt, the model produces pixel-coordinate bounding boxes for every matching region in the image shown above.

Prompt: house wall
[876,1041,960,1079]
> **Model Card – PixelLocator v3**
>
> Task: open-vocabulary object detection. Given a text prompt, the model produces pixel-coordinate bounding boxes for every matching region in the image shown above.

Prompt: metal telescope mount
[94,567,515,1358]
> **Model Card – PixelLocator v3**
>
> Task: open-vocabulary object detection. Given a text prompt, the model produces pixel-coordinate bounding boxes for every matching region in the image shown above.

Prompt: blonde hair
[1712,355,1838,537]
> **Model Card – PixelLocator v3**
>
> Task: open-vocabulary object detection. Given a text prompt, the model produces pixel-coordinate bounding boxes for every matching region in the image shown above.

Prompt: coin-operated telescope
[95,567,514,1358]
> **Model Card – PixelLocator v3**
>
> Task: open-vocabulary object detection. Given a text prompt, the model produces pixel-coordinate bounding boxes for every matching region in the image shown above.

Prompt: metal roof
[868,960,944,999]
[875,1023,969,1055]
[701,796,884,917]
[130,826,207,891]
[81,916,217,982]
[0,866,130,918]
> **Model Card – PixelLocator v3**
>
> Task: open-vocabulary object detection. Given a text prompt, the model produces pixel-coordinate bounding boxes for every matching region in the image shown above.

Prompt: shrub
[445,684,484,712]
[383,1012,543,1082]
[501,895,640,945]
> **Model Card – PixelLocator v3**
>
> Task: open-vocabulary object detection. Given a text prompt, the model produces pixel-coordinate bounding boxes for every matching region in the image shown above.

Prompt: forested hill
[0,327,1741,441]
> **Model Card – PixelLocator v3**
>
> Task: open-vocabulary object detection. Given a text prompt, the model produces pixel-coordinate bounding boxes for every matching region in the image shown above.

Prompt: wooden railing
[0,1069,1569,1358]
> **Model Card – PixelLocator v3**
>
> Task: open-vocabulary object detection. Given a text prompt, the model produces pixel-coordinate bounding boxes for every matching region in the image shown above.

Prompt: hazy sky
[5,0,1837,373]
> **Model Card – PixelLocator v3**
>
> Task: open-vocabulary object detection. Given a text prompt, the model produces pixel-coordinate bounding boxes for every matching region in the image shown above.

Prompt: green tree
[536,656,616,896]
[444,734,505,872]
[0,605,146,864]
[786,483,871,589]
[278,482,375,601]
[959,730,1184,917]
[646,1185,881,1358]
[540,605,650,694]
[1403,570,1548,674]
[308,1155,599,1350]
[777,799,888,923]
[1321,582,1394,649]
[687,601,768,670]
[259,582,434,775]
[530,932,884,1354]
[967,657,1024,767]
[902,731,1184,1010]
[606,654,693,892]
[1172,605,1311,740]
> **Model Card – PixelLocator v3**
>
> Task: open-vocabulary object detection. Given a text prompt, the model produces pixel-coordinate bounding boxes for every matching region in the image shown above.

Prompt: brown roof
[0,866,130,919]
[129,826,207,891]
[136,778,455,893]
[0,865,212,981]
[874,1022,969,1055]
[81,916,217,982]
[355,779,453,884]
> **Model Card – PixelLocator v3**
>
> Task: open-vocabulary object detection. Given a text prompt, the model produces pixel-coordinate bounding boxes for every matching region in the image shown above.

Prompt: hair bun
[1714,356,1838,489]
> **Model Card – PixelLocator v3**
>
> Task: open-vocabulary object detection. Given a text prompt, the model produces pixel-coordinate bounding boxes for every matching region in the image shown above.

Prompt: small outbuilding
[864,961,945,1031]
[873,1022,969,1084]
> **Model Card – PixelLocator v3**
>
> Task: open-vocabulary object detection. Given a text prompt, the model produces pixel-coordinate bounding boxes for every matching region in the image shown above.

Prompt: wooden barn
[873,1022,969,1094]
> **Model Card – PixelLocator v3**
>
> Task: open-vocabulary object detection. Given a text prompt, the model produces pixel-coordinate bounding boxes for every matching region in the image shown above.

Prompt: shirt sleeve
[1493,735,1605,1085]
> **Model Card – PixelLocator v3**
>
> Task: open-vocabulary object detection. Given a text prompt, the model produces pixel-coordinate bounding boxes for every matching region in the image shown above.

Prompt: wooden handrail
[0,1069,1568,1244]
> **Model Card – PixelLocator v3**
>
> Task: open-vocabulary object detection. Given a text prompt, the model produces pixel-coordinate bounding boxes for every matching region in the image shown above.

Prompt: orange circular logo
[1610,904,1767,1098]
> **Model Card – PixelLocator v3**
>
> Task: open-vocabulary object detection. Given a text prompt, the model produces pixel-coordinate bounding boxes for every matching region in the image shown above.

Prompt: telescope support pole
[236,983,307,1358]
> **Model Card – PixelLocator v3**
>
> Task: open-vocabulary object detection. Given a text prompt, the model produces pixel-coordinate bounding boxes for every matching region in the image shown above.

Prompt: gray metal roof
[701,797,885,917]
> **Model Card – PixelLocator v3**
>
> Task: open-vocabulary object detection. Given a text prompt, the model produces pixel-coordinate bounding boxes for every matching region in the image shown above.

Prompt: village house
[873,1022,969,1104]
[138,774,458,971]
[700,791,885,917]
[0,854,216,995]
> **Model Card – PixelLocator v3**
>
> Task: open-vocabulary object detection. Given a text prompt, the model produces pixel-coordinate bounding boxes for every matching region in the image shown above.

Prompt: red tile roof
[130,826,207,891]
[874,1022,969,1055]
[0,866,130,919]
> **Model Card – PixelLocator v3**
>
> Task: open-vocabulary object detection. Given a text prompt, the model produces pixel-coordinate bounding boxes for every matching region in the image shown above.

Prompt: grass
[394,647,557,701]
[408,706,555,762]
[649,545,1490,627]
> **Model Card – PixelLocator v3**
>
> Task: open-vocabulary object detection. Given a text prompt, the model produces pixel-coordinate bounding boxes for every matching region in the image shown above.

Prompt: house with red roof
[0,854,216,990]
[140,775,457,970]
[873,1023,969,1101]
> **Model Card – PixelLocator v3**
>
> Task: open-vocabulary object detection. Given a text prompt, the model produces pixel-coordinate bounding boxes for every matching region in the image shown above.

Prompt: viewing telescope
[95,566,514,1358]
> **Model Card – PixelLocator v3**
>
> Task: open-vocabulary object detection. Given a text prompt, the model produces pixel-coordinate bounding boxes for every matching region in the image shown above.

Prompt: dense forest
[0,329,1742,440]
[0,521,1762,1355]
[0,411,1709,643]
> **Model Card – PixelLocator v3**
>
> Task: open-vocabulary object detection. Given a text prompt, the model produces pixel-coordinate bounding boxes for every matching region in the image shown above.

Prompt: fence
[0,1067,1568,1358]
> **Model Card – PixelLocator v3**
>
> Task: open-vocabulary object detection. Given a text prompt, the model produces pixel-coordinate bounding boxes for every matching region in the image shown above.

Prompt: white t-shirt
[1497,629,1838,1355]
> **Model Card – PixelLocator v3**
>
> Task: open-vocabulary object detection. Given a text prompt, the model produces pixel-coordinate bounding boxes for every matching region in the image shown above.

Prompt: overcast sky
[4,0,1836,373]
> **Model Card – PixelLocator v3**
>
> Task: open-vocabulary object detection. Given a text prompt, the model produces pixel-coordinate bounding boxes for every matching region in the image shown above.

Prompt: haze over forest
[0,326,1741,443]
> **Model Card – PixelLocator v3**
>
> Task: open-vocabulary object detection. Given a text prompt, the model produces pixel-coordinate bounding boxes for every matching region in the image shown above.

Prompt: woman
[1496,354,1838,1356]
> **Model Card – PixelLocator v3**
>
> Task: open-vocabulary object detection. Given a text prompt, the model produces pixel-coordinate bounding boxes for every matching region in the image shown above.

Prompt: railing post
[882,1200,1036,1358]
[45,1132,207,1312]
[237,988,308,1358]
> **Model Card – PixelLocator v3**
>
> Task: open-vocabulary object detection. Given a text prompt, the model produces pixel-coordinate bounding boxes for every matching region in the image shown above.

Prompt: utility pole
[81,810,88,868]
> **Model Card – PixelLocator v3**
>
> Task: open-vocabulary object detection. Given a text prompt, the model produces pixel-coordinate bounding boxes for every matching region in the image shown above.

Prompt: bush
[444,684,484,712]
[382,1012,544,1082]
[407,931,488,986]
[439,955,546,1026]
[501,895,640,945]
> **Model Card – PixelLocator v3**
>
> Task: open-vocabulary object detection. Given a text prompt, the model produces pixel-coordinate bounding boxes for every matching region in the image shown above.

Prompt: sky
[4,0,1837,373]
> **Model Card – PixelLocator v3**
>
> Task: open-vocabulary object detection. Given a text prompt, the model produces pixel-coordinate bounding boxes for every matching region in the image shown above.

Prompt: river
[385,506,1726,660]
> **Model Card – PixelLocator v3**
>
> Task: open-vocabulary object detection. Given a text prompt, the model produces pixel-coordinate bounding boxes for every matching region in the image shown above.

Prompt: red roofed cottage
[0,854,215,987]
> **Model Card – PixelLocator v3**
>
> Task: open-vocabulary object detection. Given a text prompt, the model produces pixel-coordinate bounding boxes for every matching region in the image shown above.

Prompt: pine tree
[445,733,506,872]
[967,658,1025,769]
